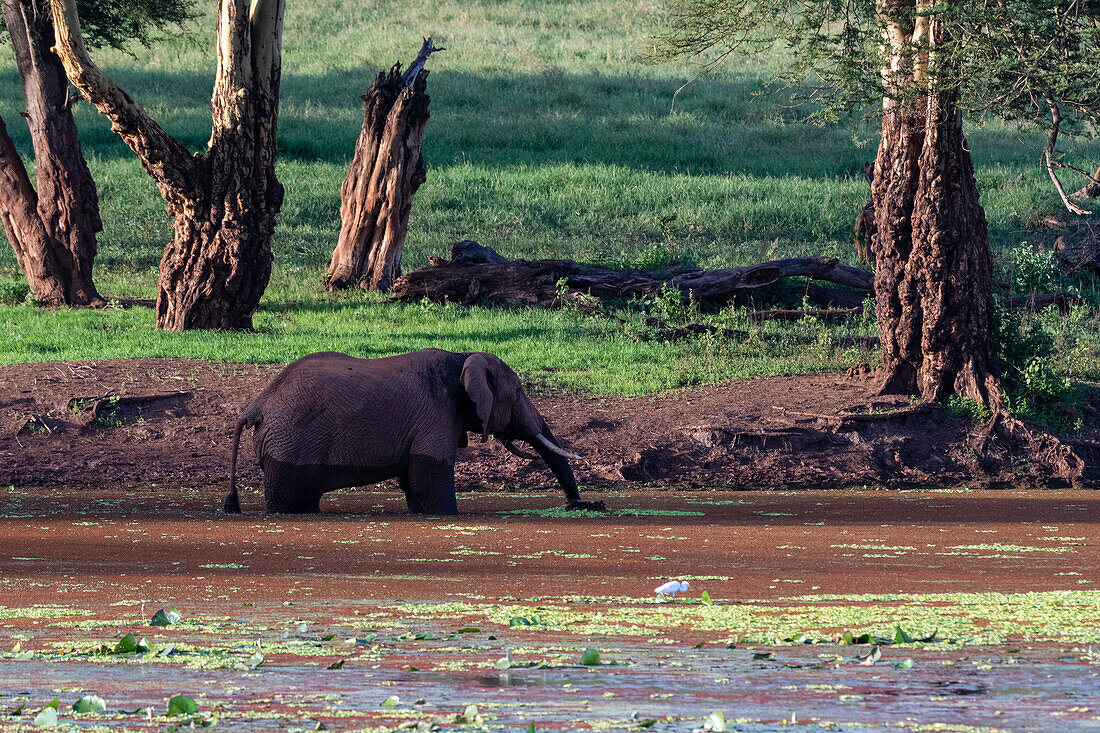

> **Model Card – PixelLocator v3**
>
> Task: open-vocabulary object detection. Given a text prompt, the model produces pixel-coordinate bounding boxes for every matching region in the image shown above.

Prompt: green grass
[0,293,880,394]
[0,0,1098,395]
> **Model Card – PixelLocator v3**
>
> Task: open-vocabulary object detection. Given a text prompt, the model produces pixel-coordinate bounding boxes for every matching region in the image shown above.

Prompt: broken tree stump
[326,38,441,292]
[390,241,875,309]
[853,162,875,265]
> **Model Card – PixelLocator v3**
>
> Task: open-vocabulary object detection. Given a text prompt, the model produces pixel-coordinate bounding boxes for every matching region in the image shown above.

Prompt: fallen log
[1003,291,1082,314]
[749,307,862,322]
[390,240,874,308]
[640,323,751,342]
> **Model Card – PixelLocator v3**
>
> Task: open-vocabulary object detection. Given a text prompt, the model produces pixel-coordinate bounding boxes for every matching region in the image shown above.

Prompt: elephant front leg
[406,454,458,515]
[399,472,426,514]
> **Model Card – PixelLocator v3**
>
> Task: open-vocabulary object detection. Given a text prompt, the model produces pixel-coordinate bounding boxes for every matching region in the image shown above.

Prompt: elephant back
[250,351,435,468]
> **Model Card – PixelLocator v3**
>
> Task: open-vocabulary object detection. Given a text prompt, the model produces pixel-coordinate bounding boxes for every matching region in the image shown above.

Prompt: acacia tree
[653,0,1100,407]
[49,0,285,330]
[0,0,191,306]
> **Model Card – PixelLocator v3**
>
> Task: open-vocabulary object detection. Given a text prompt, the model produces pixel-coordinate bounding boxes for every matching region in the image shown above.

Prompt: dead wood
[1003,291,1082,314]
[768,281,869,310]
[837,336,880,350]
[326,38,439,292]
[689,425,840,452]
[640,323,751,342]
[1071,164,1100,199]
[749,307,862,322]
[390,240,874,309]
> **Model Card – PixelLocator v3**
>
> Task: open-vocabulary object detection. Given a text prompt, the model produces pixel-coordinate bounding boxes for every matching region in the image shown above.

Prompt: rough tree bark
[326,39,439,292]
[871,0,1000,407]
[0,0,103,306]
[49,0,285,330]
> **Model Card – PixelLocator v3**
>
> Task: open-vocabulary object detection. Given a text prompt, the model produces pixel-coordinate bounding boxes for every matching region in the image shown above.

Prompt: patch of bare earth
[1,358,1095,494]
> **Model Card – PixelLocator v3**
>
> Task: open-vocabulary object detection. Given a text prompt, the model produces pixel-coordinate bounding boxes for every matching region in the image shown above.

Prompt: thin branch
[1045,97,1092,216]
[1051,159,1100,187]
[401,37,444,88]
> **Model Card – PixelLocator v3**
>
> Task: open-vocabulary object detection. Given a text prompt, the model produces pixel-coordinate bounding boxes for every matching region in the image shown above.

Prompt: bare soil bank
[1,358,1096,495]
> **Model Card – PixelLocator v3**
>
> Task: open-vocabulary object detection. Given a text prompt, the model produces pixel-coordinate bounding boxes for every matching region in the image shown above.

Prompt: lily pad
[150,607,181,627]
[32,706,58,728]
[72,695,107,714]
[167,695,198,716]
[702,710,726,732]
[579,648,602,666]
[112,634,151,654]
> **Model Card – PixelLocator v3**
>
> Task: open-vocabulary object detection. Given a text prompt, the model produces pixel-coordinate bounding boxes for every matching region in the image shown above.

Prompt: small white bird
[655,579,690,598]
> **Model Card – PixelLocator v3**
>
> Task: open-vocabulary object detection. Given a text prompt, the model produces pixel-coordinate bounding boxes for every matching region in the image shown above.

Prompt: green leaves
[32,699,59,727]
[112,634,151,654]
[167,695,198,716]
[840,631,873,645]
[893,626,914,644]
[838,627,937,646]
[700,590,713,606]
[150,607,181,627]
[579,648,602,666]
[71,695,106,714]
[702,710,726,732]
[509,615,543,626]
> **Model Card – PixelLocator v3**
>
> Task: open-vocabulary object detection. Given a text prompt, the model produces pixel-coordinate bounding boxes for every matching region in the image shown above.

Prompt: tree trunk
[870,0,1001,406]
[327,40,437,292]
[908,89,1000,405]
[0,0,102,306]
[50,0,284,330]
[871,107,924,395]
[0,114,65,303]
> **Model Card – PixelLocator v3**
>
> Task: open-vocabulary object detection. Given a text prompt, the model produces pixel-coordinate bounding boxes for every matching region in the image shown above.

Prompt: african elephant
[223,349,606,515]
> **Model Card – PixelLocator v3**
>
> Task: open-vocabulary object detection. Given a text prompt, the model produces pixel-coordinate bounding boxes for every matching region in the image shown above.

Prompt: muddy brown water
[1,488,1098,731]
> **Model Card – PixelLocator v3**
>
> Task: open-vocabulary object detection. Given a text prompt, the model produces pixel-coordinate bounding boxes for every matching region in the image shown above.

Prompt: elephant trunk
[528,423,603,511]
[224,416,246,514]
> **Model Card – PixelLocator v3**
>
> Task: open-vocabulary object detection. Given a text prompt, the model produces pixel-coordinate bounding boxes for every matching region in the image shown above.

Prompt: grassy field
[1,0,1097,395]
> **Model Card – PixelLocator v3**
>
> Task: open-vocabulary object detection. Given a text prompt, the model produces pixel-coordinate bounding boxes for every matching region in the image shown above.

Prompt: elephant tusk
[501,439,540,461]
[534,433,583,461]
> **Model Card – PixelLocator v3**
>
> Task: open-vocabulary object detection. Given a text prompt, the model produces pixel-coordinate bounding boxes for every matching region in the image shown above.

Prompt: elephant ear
[461,354,494,443]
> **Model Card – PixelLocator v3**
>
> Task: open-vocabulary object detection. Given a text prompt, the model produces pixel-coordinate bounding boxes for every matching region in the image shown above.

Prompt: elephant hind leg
[407,454,458,515]
[262,459,324,514]
[265,483,322,513]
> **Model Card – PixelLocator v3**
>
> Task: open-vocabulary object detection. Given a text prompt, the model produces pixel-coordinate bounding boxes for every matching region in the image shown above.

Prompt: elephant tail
[224,415,250,514]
